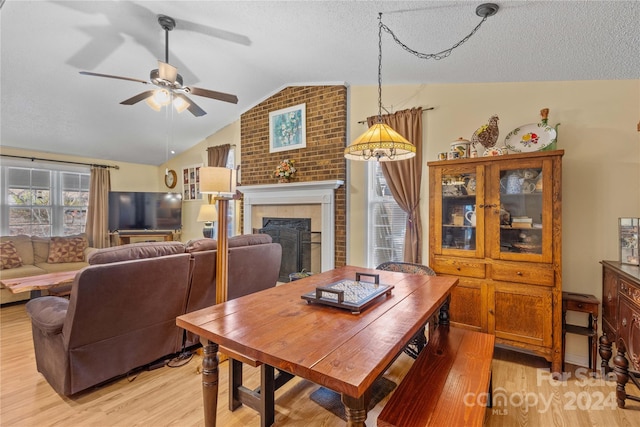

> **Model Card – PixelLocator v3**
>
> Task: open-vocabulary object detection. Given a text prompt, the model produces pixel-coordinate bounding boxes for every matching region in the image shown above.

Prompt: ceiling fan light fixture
[173,96,190,113]
[79,14,238,117]
[145,96,162,112]
[153,89,172,106]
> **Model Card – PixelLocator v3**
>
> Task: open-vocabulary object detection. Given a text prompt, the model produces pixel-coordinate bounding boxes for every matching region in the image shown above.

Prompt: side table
[562,291,599,372]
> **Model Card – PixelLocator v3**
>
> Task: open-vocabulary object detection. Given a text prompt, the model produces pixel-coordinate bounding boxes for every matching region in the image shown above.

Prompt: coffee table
[177,265,458,427]
[1,270,79,298]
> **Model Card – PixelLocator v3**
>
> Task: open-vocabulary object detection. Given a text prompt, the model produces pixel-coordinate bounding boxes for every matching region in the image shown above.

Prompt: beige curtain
[207,144,231,167]
[85,167,111,248]
[367,107,423,263]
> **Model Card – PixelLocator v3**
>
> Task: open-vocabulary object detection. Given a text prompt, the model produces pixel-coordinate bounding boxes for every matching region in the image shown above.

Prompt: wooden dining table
[176,265,458,427]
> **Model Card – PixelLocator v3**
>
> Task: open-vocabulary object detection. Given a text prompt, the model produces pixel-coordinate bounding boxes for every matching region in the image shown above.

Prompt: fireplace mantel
[239,180,343,272]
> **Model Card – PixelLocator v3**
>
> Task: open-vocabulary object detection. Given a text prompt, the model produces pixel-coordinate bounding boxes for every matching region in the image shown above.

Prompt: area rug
[309,377,396,421]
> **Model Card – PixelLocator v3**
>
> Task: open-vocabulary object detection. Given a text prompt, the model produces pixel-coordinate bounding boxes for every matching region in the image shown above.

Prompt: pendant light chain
[345,4,498,162]
[379,9,492,61]
[377,13,383,122]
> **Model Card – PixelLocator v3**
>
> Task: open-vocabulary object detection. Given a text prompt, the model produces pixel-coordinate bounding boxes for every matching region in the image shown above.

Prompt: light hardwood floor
[2,302,639,426]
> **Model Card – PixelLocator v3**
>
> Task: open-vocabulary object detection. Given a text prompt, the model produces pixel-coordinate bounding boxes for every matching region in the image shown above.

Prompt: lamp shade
[344,123,416,161]
[200,167,236,195]
[196,203,218,223]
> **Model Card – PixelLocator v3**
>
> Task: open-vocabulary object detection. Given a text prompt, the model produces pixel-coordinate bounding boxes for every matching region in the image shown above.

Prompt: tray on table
[301,272,394,314]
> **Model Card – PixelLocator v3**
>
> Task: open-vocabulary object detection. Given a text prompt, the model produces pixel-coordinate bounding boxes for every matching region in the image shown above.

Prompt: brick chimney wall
[240,85,347,268]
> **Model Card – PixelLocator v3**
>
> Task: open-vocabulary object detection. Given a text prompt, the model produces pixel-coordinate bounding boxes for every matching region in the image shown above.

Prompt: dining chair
[376,261,437,359]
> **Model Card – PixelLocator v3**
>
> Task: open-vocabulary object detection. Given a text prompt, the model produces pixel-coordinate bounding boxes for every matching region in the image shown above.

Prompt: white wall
[159,121,242,243]
[0,146,160,192]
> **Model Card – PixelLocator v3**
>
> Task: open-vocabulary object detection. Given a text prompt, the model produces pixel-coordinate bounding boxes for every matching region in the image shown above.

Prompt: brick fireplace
[238,84,347,269]
[239,180,343,273]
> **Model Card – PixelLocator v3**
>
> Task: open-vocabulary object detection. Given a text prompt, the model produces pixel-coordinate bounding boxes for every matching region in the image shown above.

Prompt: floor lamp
[200,167,236,305]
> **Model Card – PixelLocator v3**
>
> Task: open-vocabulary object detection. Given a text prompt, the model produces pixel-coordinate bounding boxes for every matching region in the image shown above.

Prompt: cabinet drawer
[620,278,640,303]
[432,257,485,278]
[564,297,598,315]
[491,262,554,287]
[619,297,640,372]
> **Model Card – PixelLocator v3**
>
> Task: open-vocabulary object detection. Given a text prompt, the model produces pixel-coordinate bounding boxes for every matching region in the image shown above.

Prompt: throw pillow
[47,236,87,263]
[0,241,23,270]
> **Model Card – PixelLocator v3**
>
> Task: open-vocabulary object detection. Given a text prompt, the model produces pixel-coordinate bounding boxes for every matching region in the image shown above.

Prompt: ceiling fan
[79,15,238,117]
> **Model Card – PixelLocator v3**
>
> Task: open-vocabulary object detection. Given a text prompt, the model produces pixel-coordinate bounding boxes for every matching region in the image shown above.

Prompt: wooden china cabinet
[428,150,564,373]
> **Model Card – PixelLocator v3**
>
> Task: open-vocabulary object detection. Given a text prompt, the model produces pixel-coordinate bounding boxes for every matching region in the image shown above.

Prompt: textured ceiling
[1,1,639,165]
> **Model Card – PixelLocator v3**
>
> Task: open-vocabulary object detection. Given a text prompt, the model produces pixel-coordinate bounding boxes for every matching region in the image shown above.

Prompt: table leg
[342,393,368,427]
[613,339,629,408]
[599,334,612,375]
[202,340,220,427]
[438,296,450,326]
[591,313,598,373]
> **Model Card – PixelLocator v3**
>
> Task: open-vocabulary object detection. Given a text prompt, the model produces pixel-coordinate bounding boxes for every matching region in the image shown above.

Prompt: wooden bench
[221,347,294,427]
[377,326,495,427]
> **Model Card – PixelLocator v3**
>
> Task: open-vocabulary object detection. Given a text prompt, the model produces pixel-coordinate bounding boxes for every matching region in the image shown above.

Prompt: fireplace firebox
[258,218,312,282]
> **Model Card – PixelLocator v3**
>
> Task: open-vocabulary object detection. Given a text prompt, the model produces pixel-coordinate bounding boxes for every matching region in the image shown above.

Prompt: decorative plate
[482,147,504,157]
[504,122,557,154]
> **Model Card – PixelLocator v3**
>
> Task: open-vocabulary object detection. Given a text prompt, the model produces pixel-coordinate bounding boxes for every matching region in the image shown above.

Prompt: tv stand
[110,231,180,246]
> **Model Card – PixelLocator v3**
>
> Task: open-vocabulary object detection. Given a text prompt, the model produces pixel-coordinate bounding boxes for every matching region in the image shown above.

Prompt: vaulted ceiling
[2,1,639,165]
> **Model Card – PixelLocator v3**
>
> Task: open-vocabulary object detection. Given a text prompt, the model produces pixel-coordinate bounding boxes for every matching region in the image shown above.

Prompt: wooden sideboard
[599,260,640,408]
[109,231,180,246]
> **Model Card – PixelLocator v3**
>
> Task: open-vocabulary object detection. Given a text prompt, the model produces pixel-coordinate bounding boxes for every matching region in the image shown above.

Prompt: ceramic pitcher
[465,207,477,226]
[500,173,524,194]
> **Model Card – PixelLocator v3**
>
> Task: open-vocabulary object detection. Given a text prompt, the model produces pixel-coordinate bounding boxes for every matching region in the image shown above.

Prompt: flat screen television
[108,192,182,232]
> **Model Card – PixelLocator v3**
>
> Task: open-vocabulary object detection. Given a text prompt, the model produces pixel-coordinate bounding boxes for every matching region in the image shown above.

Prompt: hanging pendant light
[345,13,416,162]
[345,5,499,161]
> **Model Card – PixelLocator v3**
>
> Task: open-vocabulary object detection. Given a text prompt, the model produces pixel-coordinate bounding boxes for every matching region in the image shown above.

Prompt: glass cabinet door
[491,159,553,262]
[436,166,484,258]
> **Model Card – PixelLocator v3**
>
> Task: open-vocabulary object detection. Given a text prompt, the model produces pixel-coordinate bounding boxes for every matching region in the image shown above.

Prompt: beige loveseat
[0,234,96,305]
[24,234,282,396]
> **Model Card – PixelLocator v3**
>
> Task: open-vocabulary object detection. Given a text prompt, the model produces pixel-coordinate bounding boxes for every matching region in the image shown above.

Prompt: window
[1,164,90,237]
[367,163,407,267]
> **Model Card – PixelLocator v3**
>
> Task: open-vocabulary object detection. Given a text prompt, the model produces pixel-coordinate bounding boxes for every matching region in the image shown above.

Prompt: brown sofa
[25,234,282,396]
[0,234,96,305]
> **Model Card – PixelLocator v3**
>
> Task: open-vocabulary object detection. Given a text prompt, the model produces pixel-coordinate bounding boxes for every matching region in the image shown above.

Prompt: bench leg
[229,359,243,411]
[487,372,493,408]
[229,359,289,427]
[258,364,276,427]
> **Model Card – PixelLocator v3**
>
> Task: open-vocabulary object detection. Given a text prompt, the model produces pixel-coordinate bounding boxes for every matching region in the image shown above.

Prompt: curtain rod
[0,154,120,170]
[357,106,434,125]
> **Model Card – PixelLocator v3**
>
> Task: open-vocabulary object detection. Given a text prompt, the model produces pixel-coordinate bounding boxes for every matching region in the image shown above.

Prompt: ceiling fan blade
[79,71,149,85]
[176,93,207,117]
[158,61,178,83]
[188,86,238,104]
[120,90,156,105]
[178,19,252,47]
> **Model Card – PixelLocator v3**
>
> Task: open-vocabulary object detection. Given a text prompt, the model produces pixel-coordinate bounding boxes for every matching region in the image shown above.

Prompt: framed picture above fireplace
[269,103,306,153]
